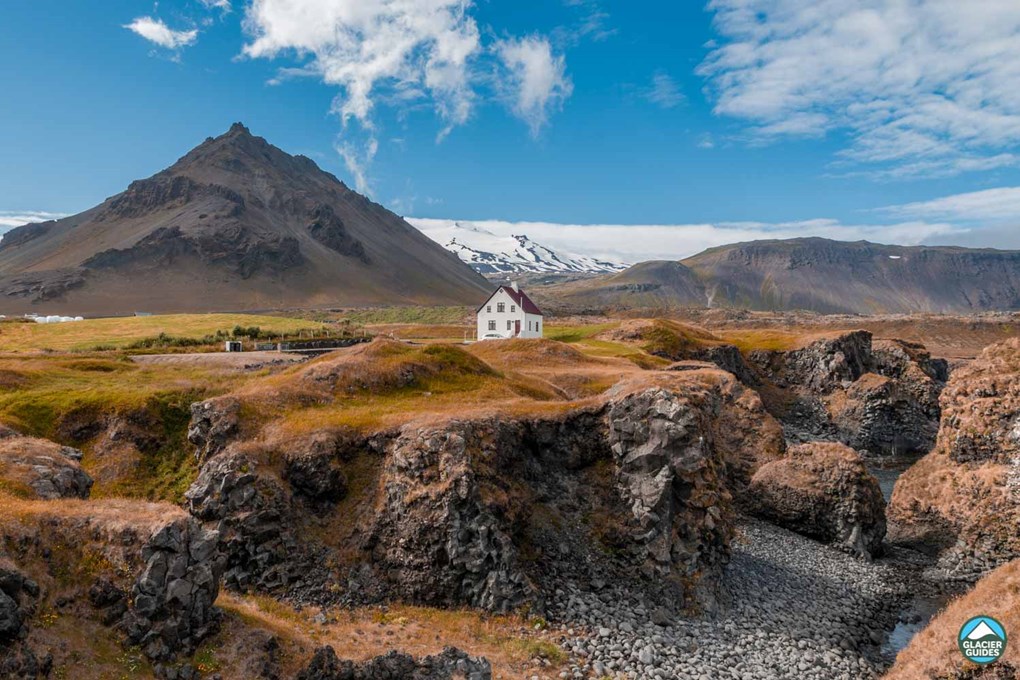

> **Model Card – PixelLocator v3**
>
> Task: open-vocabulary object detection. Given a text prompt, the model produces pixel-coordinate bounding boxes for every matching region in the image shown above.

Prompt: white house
[476,282,544,340]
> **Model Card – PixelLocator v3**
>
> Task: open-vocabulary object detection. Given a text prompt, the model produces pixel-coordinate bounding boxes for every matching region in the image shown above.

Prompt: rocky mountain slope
[409,219,627,275]
[547,238,1020,314]
[0,124,490,315]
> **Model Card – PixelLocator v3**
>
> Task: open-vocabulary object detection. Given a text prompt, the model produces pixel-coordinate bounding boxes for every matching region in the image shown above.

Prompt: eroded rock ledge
[182,368,786,615]
[889,337,1020,580]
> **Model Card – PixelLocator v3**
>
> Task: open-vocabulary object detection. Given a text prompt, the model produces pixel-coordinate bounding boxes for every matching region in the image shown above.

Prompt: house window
[536,321,540,333]
[507,320,512,330]
[497,303,505,313]
[511,305,516,313]
[528,321,532,331]
[486,305,491,313]
[488,321,496,331]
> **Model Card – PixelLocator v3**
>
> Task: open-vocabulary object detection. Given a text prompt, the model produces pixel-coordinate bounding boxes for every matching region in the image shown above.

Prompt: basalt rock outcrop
[0,561,48,679]
[0,433,93,500]
[889,338,1020,579]
[183,367,786,614]
[606,388,733,586]
[185,449,303,595]
[748,331,947,454]
[123,518,224,661]
[187,397,241,462]
[746,442,887,558]
[0,501,224,676]
[296,645,492,680]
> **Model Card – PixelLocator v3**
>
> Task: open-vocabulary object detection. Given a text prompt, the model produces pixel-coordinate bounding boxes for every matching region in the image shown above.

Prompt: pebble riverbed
[543,519,921,680]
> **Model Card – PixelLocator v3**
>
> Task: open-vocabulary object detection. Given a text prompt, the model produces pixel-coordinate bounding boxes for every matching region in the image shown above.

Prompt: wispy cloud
[881,186,1020,222]
[645,71,684,109]
[699,1,1020,179]
[561,0,616,43]
[495,36,573,137]
[123,16,198,50]
[200,0,232,12]
[335,137,378,195]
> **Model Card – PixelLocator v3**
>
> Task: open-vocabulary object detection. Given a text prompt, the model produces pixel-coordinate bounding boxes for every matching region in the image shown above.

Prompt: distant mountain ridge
[549,237,1020,314]
[409,219,628,275]
[0,124,490,315]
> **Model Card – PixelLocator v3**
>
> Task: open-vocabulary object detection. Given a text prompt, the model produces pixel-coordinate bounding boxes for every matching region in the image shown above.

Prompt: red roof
[477,285,543,315]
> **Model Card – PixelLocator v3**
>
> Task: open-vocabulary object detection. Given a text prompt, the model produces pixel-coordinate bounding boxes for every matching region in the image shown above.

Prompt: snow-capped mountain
[408,219,628,275]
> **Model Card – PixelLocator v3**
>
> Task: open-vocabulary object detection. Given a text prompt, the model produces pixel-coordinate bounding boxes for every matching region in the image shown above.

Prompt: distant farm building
[476,283,544,340]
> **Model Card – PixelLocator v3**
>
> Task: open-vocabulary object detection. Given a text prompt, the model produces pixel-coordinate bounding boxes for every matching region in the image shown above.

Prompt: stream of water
[864,453,960,660]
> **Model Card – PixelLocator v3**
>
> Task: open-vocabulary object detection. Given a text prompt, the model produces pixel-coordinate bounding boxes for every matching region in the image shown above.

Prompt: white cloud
[0,211,67,233]
[645,71,684,109]
[410,216,962,263]
[200,0,232,11]
[124,16,198,49]
[242,0,481,129]
[882,186,1020,222]
[495,36,573,137]
[700,1,1020,178]
[336,137,379,195]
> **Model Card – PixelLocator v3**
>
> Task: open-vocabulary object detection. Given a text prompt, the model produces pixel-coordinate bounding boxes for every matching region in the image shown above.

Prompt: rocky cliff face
[888,338,1020,579]
[181,367,788,616]
[748,331,947,455]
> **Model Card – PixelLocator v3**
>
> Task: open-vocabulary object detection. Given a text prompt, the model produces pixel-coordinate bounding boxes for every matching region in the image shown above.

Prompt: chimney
[510,281,519,292]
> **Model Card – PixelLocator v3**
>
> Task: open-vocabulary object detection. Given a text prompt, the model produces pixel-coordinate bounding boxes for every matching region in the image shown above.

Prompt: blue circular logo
[958,616,1007,665]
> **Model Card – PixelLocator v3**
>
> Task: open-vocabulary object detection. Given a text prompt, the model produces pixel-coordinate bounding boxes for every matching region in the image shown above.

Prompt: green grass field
[0,314,326,352]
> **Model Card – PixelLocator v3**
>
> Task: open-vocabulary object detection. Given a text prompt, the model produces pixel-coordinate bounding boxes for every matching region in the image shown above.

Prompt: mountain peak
[227,121,252,136]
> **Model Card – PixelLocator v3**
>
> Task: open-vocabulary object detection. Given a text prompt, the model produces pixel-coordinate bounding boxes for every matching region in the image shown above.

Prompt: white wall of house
[476,287,544,340]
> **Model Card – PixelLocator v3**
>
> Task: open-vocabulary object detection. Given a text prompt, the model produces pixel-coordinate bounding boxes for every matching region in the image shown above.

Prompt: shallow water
[865,453,923,502]
[880,591,955,659]
[864,452,958,659]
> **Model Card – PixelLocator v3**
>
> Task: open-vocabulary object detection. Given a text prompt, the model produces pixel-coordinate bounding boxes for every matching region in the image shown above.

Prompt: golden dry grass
[217,592,567,680]
[885,560,1020,679]
[0,354,250,437]
[0,313,324,352]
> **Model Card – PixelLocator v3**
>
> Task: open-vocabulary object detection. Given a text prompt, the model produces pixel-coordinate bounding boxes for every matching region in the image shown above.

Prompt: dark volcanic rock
[187,397,241,462]
[85,223,303,279]
[284,449,348,504]
[296,645,491,680]
[607,388,734,589]
[830,373,941,455]
[746,442,886,558]
[307,204,369,263]
[749,330,872,394]
[0,562,46,678]
[0,434,93,499]
[123,518,224,661]
[368,423,535,612]
[748,330,947,454]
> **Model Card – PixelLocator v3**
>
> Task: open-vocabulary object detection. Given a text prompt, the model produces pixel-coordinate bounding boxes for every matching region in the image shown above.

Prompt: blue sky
[3,0,1020,259]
